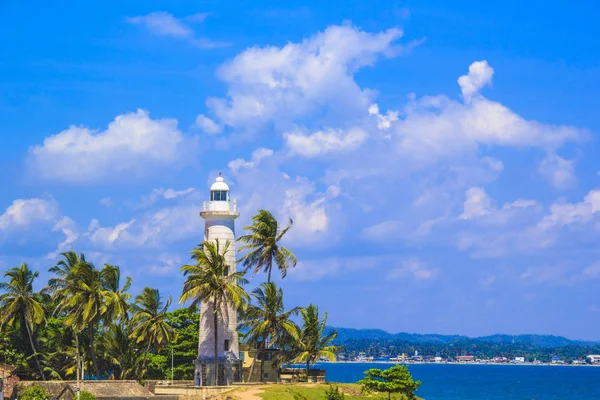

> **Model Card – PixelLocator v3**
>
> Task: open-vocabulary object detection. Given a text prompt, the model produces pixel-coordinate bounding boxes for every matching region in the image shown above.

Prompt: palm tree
[0,264,47,379]
[239,282,300,382]
[129,287,173,380]
[180,240,249,386]
[101,264,132,323]
[292,304,338,380]
[48,252,107,378]
[48,251,102,378]
[238,209,297,283]
[99,323,140,380]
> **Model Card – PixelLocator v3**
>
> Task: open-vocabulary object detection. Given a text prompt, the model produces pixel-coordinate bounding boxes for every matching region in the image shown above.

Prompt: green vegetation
[338,336,600,363]
[180,239,249,385]
[325,385,346,400]
[358,365,421,400]
[0,209,339,384]
[19,385,50,400]
[240,282,300,382]
[129,287,173,379]
[229,383,415,400]
[79,390,97,400]
[292,304,339,378]
[238,209,297,283]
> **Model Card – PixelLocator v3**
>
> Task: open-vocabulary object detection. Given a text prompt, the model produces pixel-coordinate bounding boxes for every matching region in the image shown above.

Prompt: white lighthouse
[196,173,241,385]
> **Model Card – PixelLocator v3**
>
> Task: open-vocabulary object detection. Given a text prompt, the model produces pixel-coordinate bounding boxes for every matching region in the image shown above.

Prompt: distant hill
[329,327,597,348]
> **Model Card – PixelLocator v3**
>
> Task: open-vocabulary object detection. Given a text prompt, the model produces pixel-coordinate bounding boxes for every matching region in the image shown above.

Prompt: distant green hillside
[329,327,597,348]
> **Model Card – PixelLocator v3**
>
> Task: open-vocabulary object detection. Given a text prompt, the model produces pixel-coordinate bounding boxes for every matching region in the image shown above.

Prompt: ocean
[315,362,600,400]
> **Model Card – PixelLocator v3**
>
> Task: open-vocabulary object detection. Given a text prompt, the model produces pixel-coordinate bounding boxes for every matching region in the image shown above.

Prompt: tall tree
[101,264,132,323]
[129,287,173,380]
[48,252,107,378]
[180,240,249,386]
[0,264,47,379]
[292,304,338,380]
[238,209,297,283]
[239,282,300,382]
[48,251,99,379]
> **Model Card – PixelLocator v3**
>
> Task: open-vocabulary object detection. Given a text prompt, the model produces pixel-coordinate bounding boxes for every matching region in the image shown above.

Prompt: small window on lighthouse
[224,339,230,352]
[224,266,230,276]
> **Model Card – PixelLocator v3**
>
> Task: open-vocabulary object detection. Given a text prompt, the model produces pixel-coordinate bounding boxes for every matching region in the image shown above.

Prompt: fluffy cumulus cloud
[390,62,587,164]
[0,197,59,231]
[0,197,77,257]
[202,25,407,132]
[29,109,197,183]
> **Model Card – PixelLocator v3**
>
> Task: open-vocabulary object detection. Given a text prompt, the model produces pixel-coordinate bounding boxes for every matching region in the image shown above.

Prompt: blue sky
[1,0,600,339]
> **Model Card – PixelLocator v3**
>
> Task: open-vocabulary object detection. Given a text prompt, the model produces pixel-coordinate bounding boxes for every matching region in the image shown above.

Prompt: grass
[224,383,415,400]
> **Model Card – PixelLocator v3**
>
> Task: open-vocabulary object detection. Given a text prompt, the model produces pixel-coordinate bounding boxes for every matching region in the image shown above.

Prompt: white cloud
[284,127,368,157]
[362,220,403,240]
[125,12,227,48]
[538,189,600,229]
[29,109,196,183]
[279,178,329,245]
[388,258,438,281]
[538,153,576,189]
[48,217,79,259]
[126,12,194,38]
[203,25,406,131]
[194,114,222,134]
[0,197,59,231]
[460,187,493,220]
[457,60,494,102]
[228,148,274,173]
[391,62,587,166]
[369,103,399,130]
[99,197,113,207]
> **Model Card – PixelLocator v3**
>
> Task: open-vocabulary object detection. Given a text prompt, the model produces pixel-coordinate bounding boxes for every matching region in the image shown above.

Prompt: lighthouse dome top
[210,173,230,191]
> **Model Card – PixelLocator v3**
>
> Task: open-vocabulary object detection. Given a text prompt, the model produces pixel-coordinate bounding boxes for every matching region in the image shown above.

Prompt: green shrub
[292,392,308,400]
[325,385,345,400]
[19,385,50,400]
[79,390,97,400]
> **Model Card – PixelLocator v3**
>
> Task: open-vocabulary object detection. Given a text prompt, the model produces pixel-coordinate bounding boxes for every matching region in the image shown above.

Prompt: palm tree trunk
[267,268,272,284]
[140,341,151,380]
[75,333,81,390]
[305,360,310,383]
[246,352,257,383]
[259,337,266,382]
[213,301,219,386]
[88,322,101,379]
[24,318,46,380]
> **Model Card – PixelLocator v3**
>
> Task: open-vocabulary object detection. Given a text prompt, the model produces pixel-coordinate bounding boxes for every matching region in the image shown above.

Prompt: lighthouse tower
[196,173,241,386]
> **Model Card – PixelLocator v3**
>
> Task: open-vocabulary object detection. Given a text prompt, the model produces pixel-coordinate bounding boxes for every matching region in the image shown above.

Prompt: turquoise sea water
[315,362,600,400]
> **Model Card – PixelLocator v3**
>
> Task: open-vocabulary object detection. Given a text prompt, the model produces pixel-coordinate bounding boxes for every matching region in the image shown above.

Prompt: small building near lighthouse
[195,173,242,386]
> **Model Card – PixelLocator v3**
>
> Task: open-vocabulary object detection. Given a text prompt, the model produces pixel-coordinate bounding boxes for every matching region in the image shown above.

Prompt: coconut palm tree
[48,252,108,378]
[292,304,338,380]
[101,264,132,323]
[238,209,297,283]
[0,264,47,379]
[180,240,249,386]
[239,282,300,382]
[48,251,104,378]
[129,287,173,380]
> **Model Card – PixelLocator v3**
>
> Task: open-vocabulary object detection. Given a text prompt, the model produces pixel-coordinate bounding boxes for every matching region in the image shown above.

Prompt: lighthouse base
[194,357,242,386]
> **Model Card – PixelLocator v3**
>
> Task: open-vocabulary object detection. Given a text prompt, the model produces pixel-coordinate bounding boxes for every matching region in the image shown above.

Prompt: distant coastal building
[456,356,475,363]
[587,355,600,364]
[196,174,242,386]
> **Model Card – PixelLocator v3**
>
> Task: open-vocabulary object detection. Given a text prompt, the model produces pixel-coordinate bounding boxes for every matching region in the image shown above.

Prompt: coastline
[319,361,600,367]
